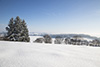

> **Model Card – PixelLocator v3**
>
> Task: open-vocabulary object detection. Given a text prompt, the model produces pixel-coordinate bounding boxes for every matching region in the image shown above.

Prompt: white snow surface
[83,38,93,41]
[0,36,100,67]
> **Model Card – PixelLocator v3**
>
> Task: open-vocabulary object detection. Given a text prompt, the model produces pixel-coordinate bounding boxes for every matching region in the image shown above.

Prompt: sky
[0,0,100,37]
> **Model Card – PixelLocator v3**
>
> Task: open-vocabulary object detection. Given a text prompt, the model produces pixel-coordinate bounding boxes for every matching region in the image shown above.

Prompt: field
[0,36,100,67]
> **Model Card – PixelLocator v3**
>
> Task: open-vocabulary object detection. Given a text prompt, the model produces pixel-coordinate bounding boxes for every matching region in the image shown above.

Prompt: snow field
[0,36,100,67]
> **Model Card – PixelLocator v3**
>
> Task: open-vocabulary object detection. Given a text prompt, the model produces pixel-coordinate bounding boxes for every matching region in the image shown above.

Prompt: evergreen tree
[6,18,14,41]
[6,16,30,42]
[19,20,30,42]
[43,34,52,43]
[54,36,63,44]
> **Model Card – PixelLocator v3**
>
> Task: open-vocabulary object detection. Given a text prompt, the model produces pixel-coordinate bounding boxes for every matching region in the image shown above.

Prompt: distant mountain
[29,32,100,40]
[50,34,100,40]
[29,32,47,36]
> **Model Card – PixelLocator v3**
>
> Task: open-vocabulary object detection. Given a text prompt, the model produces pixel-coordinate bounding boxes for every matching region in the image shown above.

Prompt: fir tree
[6,16,30,42]
[43,34,52,43]
[6,18,14,41]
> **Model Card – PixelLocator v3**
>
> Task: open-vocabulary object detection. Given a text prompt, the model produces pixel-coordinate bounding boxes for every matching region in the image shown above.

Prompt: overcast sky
[0,0,100,37]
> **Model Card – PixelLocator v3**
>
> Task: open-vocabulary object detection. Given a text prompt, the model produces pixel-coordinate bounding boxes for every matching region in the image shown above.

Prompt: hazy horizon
[0,0,100,37]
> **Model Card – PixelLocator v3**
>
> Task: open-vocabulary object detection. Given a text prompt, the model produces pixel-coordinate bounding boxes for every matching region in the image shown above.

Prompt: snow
[0,36,100,67]
[83,38,93,41]
[29,36,43,43]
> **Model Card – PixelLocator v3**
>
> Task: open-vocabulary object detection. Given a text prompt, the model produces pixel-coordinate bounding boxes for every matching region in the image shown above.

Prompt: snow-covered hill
[0,36,100,67]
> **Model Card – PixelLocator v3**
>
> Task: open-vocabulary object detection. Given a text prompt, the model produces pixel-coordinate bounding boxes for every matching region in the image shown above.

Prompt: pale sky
[0,0,100,37]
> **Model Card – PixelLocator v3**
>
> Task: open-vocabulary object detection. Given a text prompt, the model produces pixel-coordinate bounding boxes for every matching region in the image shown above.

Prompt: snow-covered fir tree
[6,16,30,42]
[54,36,63,44]
[43,34,52,43]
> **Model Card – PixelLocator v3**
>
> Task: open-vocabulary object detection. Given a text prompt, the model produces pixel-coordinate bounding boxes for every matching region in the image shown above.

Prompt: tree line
[34,35,100,47]
[0,16,100,47]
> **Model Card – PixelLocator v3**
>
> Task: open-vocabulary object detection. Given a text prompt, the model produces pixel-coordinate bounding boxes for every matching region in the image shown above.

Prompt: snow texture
[0,36,100,67]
